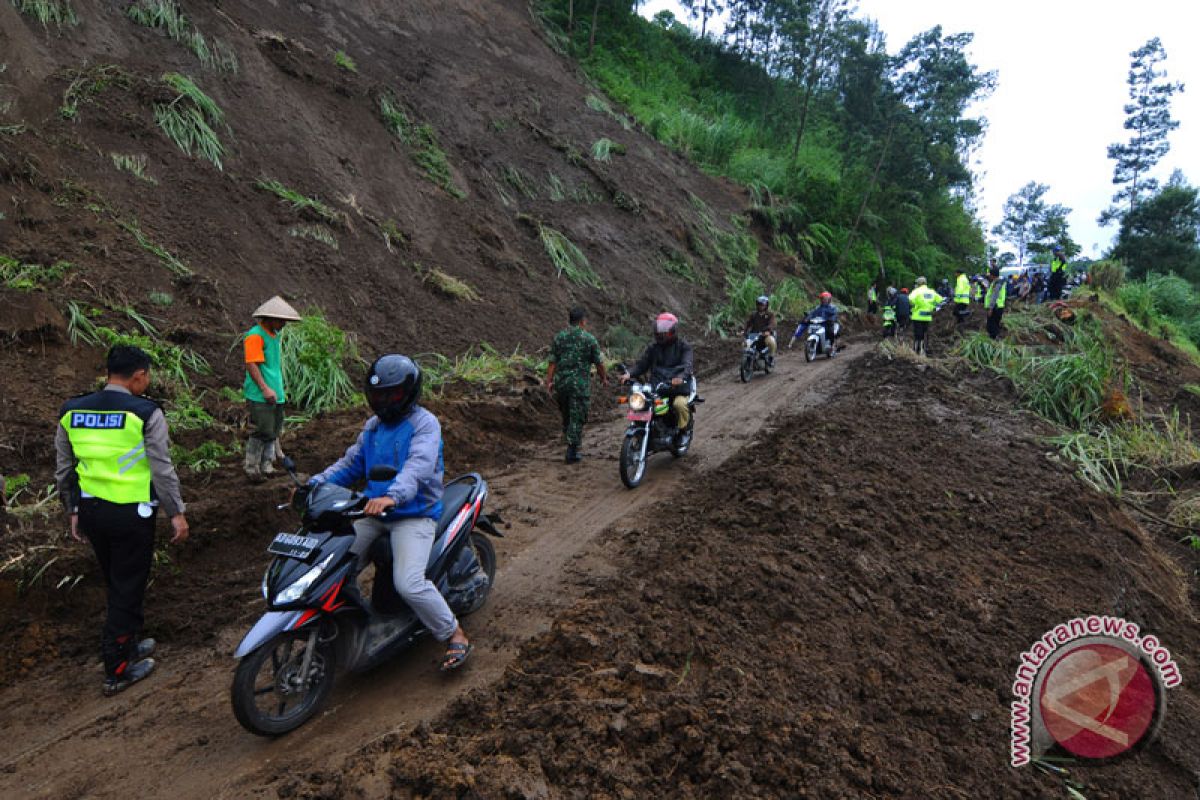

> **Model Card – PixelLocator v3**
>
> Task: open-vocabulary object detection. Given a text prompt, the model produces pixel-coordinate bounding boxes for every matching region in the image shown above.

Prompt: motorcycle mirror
[368,465,399,482]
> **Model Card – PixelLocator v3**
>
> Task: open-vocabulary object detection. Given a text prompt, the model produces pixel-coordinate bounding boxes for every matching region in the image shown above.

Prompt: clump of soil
[287,351,1200,799]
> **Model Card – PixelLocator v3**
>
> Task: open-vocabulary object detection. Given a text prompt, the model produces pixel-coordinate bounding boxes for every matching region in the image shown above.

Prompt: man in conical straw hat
[242,296,301,480]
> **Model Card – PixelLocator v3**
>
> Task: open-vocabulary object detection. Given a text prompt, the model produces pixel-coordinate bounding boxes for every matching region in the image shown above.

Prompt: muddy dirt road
[0,346,857,799]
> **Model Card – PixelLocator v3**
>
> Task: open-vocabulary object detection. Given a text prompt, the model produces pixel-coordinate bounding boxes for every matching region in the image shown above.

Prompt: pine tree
[1100,37,1185,226]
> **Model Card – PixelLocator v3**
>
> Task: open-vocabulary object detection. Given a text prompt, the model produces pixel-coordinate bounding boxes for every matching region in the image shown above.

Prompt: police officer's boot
[565,445,581,464]
[260,439,278,476]
[244,438,264,481]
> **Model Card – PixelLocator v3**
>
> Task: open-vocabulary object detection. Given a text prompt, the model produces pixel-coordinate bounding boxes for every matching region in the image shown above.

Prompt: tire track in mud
[0,345,860,799]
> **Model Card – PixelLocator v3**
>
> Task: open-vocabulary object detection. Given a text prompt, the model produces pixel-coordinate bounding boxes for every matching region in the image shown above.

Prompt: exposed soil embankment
[289,351,1200,799]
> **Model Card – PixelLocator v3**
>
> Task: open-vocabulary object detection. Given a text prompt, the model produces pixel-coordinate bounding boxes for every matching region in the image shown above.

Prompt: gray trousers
[351,516,458,641]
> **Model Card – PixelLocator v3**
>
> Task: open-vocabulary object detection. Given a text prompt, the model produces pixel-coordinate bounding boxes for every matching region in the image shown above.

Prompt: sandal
[440,641,473,672]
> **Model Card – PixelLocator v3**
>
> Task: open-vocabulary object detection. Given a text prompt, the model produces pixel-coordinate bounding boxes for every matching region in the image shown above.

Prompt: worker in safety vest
[909,277,944,356]
[1047,245,1068,301]
[867,284,878,314]
[985,265,1008,339]
[55,346,189,696]
[954,268,971,327]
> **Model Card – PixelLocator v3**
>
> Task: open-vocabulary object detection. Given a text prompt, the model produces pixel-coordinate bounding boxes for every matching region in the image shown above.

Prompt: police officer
[545,307,608,463]
[909,277,944,356]
[953,268,971,326]
[985,265,1008,339]
[1048,245,1069,300]
[55,345,189,695]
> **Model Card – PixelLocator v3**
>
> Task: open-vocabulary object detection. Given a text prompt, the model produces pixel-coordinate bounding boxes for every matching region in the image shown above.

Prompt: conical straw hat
[252,296,301,321]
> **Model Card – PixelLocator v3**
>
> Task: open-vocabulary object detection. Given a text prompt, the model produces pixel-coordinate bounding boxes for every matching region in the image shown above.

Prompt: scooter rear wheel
[231,629,336,736]
[459,532,497,616]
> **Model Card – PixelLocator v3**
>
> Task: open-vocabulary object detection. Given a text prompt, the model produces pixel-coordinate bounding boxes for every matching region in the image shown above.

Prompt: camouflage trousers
[555,387,591,447]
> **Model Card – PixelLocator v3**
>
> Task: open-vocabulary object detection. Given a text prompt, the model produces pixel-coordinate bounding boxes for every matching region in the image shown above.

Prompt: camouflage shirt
[549,326,602,394]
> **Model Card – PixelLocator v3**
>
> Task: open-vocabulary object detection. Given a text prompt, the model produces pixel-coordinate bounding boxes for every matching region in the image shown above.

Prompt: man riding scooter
[743,295,777,368]
[307,354,473,672]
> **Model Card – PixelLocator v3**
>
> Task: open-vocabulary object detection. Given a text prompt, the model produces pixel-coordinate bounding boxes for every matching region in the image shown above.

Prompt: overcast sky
[639,0,1199,258]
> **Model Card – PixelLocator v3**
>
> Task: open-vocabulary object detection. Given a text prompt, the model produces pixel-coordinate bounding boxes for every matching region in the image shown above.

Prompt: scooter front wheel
[805,338,818,362]
[231,629,336,736]
[619,432,647,489]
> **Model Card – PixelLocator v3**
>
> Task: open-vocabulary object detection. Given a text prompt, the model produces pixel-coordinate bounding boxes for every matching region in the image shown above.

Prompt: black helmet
[365,354,422,423]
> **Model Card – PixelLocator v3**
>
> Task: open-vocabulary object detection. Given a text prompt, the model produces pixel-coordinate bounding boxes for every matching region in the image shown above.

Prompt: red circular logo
[1038,642,1160,759]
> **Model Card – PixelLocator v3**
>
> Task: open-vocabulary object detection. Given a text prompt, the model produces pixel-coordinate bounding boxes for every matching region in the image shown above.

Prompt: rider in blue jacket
[309,354,472,671]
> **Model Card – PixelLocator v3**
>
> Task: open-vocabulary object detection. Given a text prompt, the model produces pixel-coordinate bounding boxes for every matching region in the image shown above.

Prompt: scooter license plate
[268,532,320,559]
[627,411,652,422]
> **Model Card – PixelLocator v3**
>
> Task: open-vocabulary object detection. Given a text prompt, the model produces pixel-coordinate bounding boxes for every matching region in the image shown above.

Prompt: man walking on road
[242,296,301,481]
[909,277,944,356]
[546,306,608,463]
[55,345,189,696]
[1047,245,1068,301]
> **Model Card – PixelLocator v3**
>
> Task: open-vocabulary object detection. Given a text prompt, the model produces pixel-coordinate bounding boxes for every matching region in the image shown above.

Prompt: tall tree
[993,182,1049,266]
[682,0,724,38]
[1111,172,1200,280]
[1100,37,1185,225]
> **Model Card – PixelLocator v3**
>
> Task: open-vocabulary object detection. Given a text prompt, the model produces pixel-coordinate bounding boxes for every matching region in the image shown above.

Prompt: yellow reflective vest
[955,273,970,305]
[59,390,158,504]
[910,287,944,322]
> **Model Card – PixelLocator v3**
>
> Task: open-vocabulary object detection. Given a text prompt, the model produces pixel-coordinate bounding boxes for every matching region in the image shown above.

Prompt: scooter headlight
[628,392,647,411]
[261,565,271,600]
[274,553,334,605]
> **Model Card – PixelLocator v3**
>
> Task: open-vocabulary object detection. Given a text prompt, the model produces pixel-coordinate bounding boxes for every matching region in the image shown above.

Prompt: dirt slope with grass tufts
[0,0,794,475]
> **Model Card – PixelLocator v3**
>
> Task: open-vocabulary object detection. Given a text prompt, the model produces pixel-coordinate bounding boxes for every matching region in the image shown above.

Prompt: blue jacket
[311,406,444,520]
[808,302,838,322]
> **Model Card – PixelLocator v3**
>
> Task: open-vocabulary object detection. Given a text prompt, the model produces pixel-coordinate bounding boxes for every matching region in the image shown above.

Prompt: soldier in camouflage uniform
[545,307,608,463]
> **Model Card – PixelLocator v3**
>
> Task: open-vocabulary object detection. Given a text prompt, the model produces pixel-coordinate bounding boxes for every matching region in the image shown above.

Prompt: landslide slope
[0,0,782,466]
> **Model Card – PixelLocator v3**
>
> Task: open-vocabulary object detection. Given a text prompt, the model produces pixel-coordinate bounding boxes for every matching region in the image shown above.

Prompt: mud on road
[0,342,857,799]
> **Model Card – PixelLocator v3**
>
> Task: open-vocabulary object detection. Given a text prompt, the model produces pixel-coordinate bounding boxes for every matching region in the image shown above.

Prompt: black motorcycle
[618,375,700,489]
[739,332,774,382]
[230,459,501,736]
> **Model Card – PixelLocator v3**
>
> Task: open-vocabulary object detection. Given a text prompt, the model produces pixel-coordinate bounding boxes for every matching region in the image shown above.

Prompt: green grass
[11,0,77,27]
[333,50,357,72]
[500,165,539,200]
[660,250,703,285]
[688,193,758,273]
[126,0,238,73]
[591,137,624,162]
[165,389,216,430]
[67,302,209,388]
[288,224,339,249]
[414,264,480,302]
[256,179,340,225]
[0,255,71,291]
[420,344,543,395]
[380,218,407,252]
[378,91,464,198]
[116,218,192,276]
[602,323,645,365]
[155,73,225,169]
[110,153,157,184]
[537,224,602,288]
[1049,412,1200,496]
[148,290,174,306]
[60,65,130,120]
[280,311,361,415]
[0,124,26,136]
[170,440,234,473]
[706,274,808,336]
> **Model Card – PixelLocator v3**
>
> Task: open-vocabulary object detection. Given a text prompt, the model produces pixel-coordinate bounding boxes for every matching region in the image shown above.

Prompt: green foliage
[413,263,481,302]
[170,440,233,472]
[333,50,357,72]
[61,65,130,120]
[689,194,758,273]
[378,92,464,198]
[955,315,1119,429]
[659,250,704,285]
[0,255,71,290]
[420,345,543,395]
[11,0,76,27]
[707,274,809,336]
[289,224,339,250]
[601,323,643,364]
[280,311,360,415]
[1050,413,1200,496]
[591,137,624,162]
[155,73,225,169]
[148,290,173,306]
[584,93,633,130]
[1088,259,1125,292]
[537,224,602,288]
[380,218,407,251]
[256,179,339,225]
[127,0,238,73]
[165,389,215,430]
[67,302,210,388]
[110,153,157,184]
[499,165,539,200]
[117,218,192,276]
